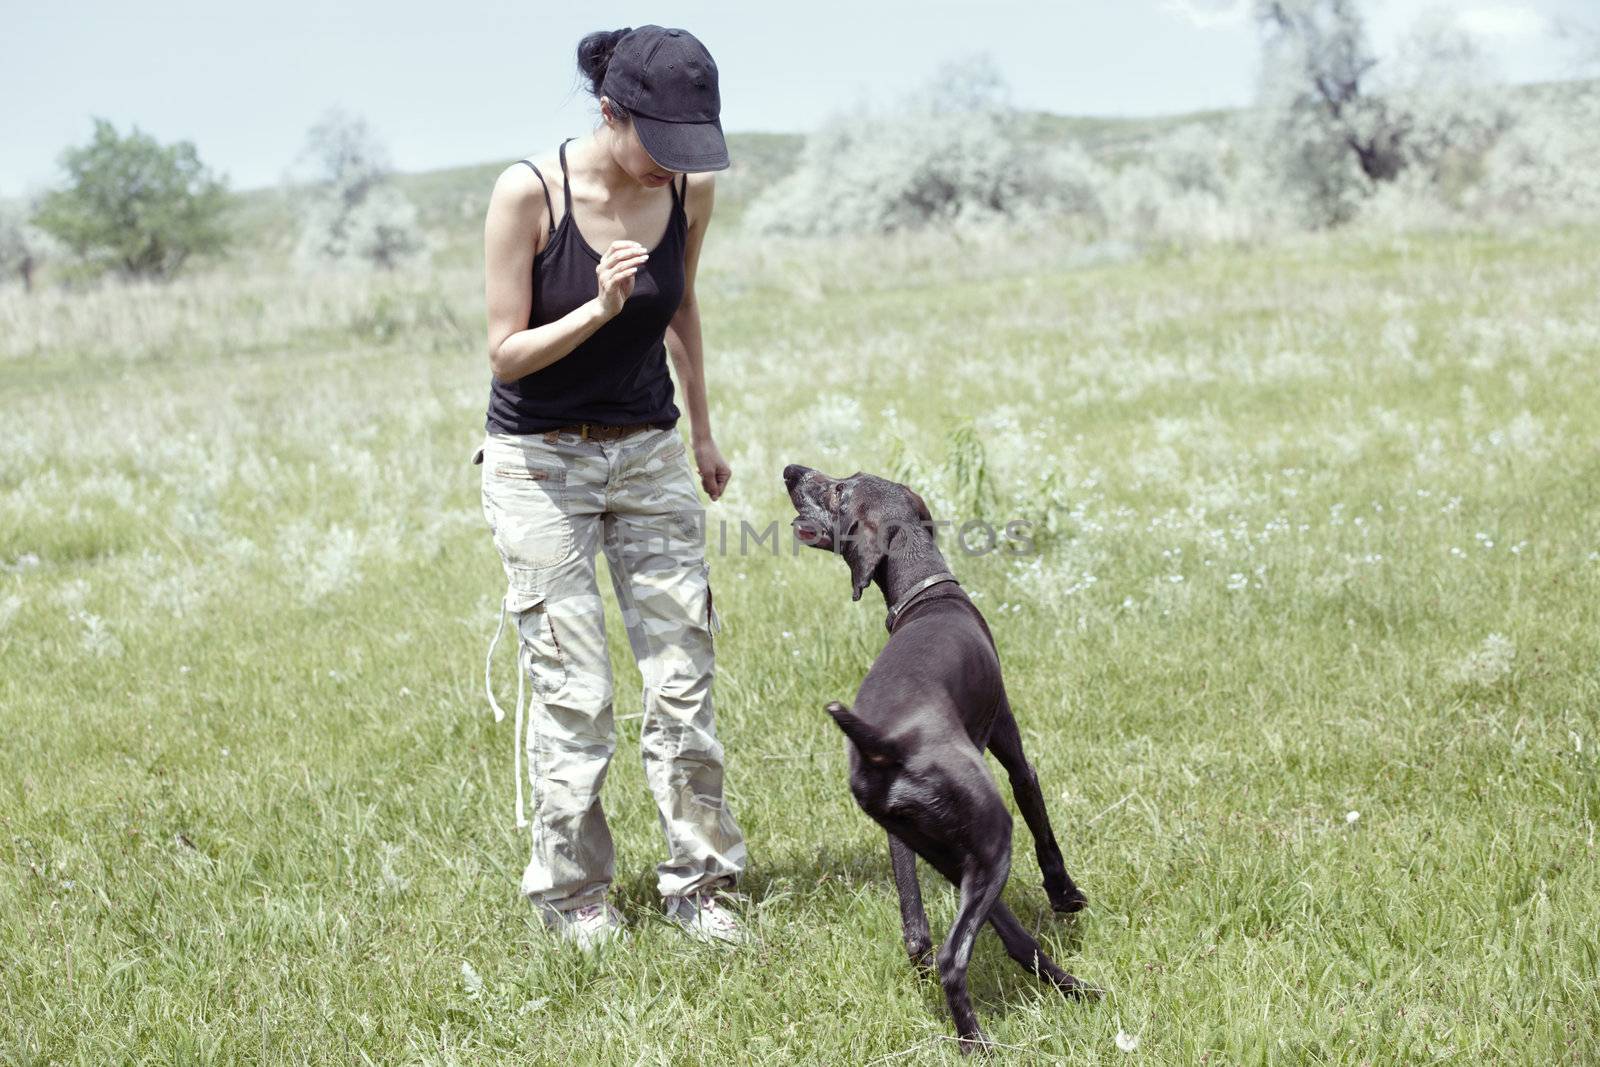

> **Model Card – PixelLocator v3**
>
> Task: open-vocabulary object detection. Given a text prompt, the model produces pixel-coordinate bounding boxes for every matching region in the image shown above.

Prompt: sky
[3,0,1593,197]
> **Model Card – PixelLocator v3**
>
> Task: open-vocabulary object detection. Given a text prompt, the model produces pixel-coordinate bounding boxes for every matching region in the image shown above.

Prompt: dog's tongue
[792,517,830,547]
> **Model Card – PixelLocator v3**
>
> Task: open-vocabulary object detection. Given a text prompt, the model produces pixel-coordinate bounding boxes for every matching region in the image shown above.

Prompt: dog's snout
[782,464,810,491]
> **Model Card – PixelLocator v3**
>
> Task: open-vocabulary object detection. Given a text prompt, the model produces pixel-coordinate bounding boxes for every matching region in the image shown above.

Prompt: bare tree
[298,107,392,209]
[293,108,425,271]
[1256,0,1408,183]
[1253,0,1510,226]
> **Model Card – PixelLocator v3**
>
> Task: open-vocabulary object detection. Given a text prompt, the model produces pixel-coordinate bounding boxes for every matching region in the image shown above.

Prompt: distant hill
[182,76,1600,270]
[225,105,1269,267]
[226,130,809,270]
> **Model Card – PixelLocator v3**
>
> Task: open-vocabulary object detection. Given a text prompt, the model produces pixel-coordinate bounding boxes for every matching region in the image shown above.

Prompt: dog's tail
[825,700,898,766]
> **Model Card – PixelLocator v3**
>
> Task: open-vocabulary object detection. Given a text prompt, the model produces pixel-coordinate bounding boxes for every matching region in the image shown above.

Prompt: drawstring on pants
[485,598,530,830]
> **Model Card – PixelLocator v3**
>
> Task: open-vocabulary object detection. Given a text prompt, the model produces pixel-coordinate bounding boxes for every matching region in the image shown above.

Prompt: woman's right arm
[484,164,650,384]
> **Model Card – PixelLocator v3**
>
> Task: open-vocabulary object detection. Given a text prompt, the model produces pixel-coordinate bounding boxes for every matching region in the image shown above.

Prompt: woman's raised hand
[595,239,649,318]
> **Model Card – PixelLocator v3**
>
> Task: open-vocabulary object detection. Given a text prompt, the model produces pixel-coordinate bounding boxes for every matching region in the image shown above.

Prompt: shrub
[744,56,1100,237]
[31,118,232,280]
[0,199,61,291]
[1469,81,1600,218]
[293,109,427,272]
[1252,1,1511,227]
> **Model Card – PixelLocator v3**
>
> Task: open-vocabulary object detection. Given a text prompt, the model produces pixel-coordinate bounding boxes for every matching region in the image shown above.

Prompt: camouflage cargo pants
[478,425,746,912]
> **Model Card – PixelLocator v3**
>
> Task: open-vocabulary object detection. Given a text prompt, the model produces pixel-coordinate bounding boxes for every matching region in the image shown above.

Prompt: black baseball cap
[601,25,730,172]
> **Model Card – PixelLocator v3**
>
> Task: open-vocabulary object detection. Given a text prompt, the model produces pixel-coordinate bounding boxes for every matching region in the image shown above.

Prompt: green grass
[2,220,1599,1064]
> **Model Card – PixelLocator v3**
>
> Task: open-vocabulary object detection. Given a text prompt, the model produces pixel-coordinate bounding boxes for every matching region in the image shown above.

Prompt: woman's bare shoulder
[682,171,716,225]
[487,152,565,248]
[493,153,561,198]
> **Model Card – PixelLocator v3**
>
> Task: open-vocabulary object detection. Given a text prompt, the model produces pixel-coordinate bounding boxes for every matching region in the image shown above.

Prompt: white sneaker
[664,891,747,944]
[539,900,627,951]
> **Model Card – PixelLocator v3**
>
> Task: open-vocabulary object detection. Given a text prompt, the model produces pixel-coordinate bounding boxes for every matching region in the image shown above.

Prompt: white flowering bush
[296,183,427,272]
[1252,2,1513,228]
[748,33,1596,248]
[1470,81,1600,219]
[292,108,428,272]
[1449,632,1517,687]
[745,56,1104,237]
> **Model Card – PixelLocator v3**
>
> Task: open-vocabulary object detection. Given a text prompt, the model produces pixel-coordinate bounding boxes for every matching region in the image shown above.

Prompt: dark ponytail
[576,28,632,106]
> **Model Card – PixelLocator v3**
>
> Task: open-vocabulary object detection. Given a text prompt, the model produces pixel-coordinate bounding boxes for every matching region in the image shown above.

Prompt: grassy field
[2,218,1598,1064]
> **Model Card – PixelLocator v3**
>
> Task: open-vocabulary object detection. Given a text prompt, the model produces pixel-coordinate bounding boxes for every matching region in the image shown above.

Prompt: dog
[783,464,1097,1053]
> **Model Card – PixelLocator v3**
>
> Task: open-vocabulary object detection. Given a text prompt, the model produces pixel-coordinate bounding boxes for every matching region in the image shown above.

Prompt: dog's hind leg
[936,854,1009,1054]
[987,698,1088,914]
[987,900,1099,998]
[888,833,934,971]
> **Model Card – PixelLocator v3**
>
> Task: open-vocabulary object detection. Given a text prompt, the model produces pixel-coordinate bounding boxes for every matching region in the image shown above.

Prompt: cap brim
[634,114,730,172]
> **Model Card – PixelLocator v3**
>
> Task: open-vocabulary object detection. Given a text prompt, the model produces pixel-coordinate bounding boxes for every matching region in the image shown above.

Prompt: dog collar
[884,571,960,633]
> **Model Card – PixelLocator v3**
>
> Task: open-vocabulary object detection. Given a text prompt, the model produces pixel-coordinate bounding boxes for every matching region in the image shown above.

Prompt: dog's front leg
[887,833,933,971]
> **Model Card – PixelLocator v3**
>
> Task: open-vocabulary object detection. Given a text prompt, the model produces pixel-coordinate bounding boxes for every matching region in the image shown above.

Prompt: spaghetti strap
[557,138,576,218]
[516,159,555,231]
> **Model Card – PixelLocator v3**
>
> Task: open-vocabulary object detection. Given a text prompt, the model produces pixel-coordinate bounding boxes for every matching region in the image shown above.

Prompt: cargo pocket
[483,456,571,570]
[509,579,567,701]
[700,559,722,637]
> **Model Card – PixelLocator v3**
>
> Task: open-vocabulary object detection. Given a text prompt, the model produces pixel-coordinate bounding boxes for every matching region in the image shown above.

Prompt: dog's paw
[1055,973,1105,1001]
[1050,888,1089,914]
[958,1031,997,1057]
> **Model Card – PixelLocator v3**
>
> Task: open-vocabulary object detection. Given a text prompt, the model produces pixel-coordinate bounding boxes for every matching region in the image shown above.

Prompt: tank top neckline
[544,136,685,265]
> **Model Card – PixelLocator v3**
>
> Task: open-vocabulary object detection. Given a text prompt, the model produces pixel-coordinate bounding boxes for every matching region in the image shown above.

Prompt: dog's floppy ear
[844,515,885,602]
[825,701,898,765]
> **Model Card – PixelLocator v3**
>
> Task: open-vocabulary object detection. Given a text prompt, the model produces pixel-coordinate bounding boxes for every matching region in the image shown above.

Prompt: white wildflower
[303,525,364,604]
[460,961,483,998]
[73,612,123,657]
[378,841,410,893]
[0,594,22,631]
[1346,810,1360,825]
[1115,1030,1140,1052]
[55,579,91,611]
[1450,632,1515,686]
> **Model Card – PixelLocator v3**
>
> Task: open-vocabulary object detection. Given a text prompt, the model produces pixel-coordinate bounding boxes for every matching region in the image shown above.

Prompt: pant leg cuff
[526,890,607,916]
[660,871,740,900]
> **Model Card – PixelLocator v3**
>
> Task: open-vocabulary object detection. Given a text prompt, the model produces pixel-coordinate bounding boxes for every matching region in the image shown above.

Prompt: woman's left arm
[666,172,732,502]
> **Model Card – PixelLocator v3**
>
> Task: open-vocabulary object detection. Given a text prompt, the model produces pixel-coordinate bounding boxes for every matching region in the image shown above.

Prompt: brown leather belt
[542,419,673,442]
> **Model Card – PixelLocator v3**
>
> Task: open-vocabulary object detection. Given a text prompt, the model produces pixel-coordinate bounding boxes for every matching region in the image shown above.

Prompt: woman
[477,25,746,948]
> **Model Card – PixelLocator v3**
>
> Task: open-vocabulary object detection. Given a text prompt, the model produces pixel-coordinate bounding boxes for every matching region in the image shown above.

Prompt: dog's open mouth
[792,516,833,550]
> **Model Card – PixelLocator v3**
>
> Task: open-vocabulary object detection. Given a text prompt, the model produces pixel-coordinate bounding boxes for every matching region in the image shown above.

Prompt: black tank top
[485,138,685,434]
